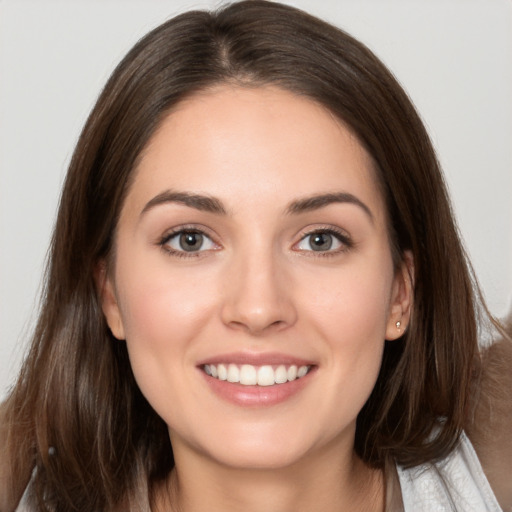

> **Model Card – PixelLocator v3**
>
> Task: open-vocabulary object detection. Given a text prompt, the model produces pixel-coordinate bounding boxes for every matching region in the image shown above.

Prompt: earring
[396,320,401,330]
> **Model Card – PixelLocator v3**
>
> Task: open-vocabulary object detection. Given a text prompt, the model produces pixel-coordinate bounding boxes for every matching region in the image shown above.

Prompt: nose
[220,250,298,335]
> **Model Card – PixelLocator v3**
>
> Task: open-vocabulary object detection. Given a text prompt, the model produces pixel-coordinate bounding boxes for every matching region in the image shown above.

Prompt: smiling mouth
[203,363,311,386]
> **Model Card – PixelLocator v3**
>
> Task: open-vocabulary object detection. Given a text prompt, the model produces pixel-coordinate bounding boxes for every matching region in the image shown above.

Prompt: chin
[184,418,347,472]
[207,440,311,471]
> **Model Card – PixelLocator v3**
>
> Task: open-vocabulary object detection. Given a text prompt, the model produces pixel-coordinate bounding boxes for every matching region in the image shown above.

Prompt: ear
[385,250,414,341]
[94,260,125,340]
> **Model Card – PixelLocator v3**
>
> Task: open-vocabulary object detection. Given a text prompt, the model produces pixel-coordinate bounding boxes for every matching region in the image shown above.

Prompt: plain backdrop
[1,0,511,399]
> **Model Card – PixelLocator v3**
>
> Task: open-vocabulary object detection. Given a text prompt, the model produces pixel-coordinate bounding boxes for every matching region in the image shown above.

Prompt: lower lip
[200,368,315,407]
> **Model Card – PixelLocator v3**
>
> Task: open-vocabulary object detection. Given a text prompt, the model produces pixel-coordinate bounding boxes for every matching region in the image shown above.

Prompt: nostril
[226,316,292,335]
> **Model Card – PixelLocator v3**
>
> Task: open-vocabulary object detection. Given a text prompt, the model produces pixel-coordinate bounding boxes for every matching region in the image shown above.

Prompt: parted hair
[3,1,481,510]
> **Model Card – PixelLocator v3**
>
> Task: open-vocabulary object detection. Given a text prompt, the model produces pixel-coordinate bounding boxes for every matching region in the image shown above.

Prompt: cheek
[113,258,226,428]
[116,255,216,341]
[112,250,221,394]
[300,257,394,393]
[306,263,393,342]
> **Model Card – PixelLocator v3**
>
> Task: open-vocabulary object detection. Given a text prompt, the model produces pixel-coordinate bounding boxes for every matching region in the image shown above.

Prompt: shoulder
[466,313,512,512]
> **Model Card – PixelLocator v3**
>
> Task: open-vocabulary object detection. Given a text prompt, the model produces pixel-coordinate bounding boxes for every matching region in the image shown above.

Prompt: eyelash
[158,225,354,259]
[158,225,218,259]
[294,227,354,257]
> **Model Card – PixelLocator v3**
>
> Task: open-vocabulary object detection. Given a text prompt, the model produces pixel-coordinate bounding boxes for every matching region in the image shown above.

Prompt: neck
[156,438,384,512]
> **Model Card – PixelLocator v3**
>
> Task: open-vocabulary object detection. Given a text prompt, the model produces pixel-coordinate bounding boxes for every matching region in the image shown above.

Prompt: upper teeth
[204,364,310,386]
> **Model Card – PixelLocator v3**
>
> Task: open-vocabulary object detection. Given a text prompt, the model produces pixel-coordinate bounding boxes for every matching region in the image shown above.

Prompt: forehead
[125,85,386,223]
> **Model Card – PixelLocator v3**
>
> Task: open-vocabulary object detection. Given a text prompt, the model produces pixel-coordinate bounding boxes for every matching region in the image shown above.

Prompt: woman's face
[101,85,411,470]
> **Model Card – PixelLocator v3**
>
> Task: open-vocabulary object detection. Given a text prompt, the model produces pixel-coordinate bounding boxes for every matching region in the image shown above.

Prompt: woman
[1,1,510,510]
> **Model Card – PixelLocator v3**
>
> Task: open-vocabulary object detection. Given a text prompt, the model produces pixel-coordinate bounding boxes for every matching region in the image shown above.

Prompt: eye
[295,229,351,253]
[162,229,217,254]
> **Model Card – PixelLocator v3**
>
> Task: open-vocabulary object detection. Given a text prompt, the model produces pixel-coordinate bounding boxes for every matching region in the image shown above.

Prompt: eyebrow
[140,190,228,216]
[286,192,374,222]
[140,190,373,222]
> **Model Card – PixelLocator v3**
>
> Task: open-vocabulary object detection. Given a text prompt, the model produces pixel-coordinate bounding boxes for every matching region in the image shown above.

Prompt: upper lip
[196,351,315,367]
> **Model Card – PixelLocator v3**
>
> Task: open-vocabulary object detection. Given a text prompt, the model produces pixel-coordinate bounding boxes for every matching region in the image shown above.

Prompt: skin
[100,85,413,512]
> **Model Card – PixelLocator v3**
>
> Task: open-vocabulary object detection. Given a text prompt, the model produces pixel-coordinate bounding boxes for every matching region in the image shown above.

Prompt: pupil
[180,232,203,251]
[311,233,332,251]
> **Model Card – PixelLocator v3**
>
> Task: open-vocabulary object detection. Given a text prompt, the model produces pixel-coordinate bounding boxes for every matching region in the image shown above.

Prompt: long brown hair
[3,1,483,509]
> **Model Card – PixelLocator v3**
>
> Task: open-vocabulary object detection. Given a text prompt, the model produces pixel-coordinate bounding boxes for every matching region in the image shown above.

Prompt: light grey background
[1,0,511,399]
